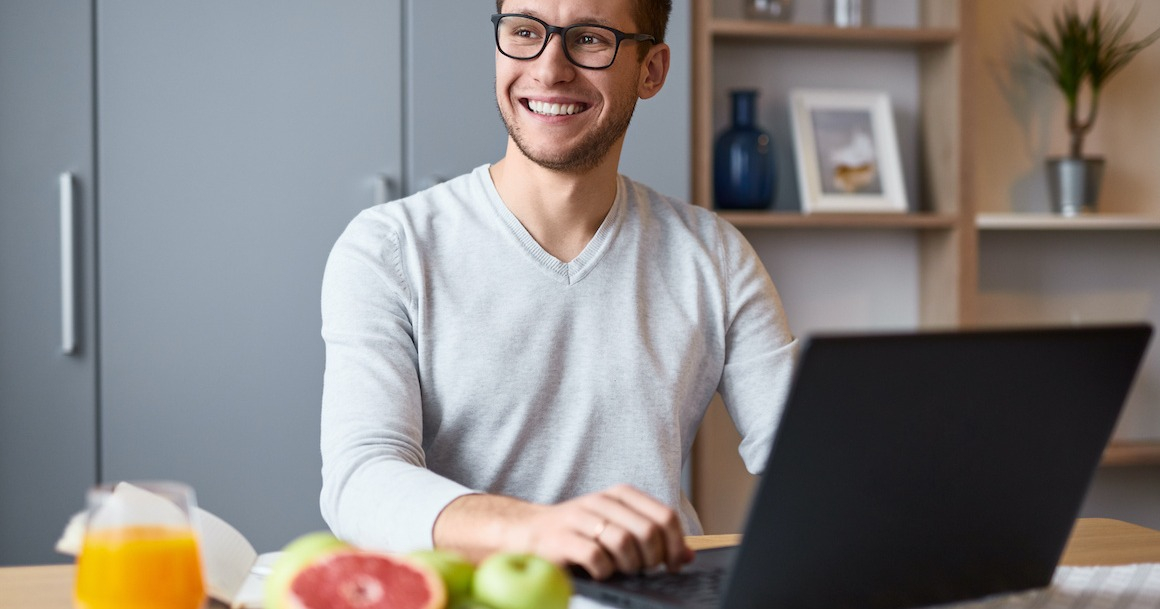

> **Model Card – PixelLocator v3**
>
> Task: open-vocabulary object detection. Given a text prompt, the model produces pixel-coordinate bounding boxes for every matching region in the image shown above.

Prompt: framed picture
[789,89,908,213]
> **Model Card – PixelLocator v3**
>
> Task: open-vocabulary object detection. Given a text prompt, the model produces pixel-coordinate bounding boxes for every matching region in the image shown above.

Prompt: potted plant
[1021,3,1160,216]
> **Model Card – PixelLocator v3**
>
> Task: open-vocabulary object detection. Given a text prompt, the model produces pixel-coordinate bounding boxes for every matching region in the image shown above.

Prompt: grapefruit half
[287,551,447,609]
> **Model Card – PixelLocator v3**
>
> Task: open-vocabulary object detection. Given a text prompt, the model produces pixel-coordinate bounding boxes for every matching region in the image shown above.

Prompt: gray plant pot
[1046,157,1105,216]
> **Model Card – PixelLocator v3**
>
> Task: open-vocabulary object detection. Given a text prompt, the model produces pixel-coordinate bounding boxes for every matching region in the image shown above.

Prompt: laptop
[572,323,1153,609]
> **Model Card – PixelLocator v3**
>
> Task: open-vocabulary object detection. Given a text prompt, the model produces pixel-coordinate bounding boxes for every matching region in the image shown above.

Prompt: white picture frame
[789,89,908,213]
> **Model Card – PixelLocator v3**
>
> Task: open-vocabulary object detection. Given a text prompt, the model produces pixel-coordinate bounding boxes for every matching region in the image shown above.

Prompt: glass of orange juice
[74,481,207,609]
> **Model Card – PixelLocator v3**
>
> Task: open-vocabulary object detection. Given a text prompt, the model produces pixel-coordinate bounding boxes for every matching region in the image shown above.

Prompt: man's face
[495,0,650,173]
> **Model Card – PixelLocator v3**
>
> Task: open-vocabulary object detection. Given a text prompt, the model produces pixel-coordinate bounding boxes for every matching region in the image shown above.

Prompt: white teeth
[528,100,583,116]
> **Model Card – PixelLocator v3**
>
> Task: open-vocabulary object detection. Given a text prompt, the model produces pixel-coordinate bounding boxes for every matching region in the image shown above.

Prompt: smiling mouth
[524,99,588,117]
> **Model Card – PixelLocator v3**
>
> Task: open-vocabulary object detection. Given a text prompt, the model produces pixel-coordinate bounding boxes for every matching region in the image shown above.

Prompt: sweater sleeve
[714,218,800,474]
[319,214,476,552]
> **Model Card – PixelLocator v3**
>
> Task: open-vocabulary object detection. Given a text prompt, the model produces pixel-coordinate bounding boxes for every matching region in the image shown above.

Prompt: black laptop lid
[723,324,1152,609]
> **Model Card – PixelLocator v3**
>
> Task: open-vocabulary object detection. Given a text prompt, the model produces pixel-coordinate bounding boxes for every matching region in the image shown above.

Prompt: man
[319,0,797,580]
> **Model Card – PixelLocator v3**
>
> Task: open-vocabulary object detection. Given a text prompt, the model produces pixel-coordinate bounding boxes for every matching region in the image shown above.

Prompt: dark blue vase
[714,90,776,210]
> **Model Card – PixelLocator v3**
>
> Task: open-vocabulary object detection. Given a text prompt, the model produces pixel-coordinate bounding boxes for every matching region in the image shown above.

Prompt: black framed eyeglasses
[491,13,655,70]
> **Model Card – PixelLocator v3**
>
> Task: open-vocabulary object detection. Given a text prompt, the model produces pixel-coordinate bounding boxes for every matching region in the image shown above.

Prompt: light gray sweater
[320,165,797,551]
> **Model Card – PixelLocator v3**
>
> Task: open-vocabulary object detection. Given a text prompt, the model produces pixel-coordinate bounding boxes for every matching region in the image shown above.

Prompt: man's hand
[433,485,694,580]
[516,484,694,579]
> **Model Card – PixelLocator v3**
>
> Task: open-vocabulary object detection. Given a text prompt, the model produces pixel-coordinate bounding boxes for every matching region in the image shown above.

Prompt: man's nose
[530,34,576,82]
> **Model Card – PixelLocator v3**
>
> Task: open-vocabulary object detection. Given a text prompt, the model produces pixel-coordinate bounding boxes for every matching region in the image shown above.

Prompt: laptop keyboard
[611,566,727,606]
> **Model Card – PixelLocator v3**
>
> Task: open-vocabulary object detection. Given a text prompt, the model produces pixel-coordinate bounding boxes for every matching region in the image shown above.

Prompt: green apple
[472,553,573,609]
[407,549,476,601]
[451,598,498,609]
[263,531,351,609]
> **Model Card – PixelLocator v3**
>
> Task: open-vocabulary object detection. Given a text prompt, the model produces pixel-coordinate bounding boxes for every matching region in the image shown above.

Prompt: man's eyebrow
[505,9,618,28]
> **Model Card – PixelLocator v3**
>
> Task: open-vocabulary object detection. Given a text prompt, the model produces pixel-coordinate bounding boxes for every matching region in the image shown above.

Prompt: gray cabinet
[0,0,98,567]
[1,1,690,563]
[406,4,507,191]
[95,0,406,555]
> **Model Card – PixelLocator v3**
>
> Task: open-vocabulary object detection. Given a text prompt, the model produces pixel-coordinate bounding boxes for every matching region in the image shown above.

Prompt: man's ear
[638,43,670,100]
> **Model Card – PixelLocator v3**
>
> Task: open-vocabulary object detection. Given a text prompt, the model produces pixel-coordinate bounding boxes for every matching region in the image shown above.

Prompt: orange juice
[74,525,205,609]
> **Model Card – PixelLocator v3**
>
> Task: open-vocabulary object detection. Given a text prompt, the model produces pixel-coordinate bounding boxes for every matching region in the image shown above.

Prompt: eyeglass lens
[496,15,622,69]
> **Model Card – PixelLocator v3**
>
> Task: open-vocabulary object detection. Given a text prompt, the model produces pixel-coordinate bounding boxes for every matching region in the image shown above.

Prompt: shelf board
[977,213,1160,231]
[710,19,959,46]
[1102,440,1160,467]
[718,211,958,229]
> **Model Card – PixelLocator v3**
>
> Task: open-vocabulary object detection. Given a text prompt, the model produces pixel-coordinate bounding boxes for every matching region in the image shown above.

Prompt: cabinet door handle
[374,174,398,206]
[59,172,77,355]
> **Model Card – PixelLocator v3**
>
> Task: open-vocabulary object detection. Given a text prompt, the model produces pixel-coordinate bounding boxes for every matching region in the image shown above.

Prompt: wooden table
[4,518,1159,609]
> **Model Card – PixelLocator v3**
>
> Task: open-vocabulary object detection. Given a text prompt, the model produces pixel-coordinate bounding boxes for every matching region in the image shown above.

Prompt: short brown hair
[494,0,672,44]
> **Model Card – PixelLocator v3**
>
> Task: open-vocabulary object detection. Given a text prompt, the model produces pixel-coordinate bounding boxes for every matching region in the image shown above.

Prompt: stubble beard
[498,87,638,174]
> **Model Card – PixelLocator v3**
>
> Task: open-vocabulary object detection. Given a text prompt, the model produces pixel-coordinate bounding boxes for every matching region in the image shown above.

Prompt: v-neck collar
[479,165,627,286]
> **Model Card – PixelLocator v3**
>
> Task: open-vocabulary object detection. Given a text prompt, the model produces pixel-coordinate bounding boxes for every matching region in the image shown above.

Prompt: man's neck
[489,143,622,263]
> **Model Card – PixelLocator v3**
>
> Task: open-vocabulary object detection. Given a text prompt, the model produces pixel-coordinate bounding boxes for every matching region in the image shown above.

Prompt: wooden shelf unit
[719,211,958,229]
[978,213,1160,231]
[692,0,974,327]
[709,19,959,45]
[691,1,1159,535]
[692,1,981,533]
